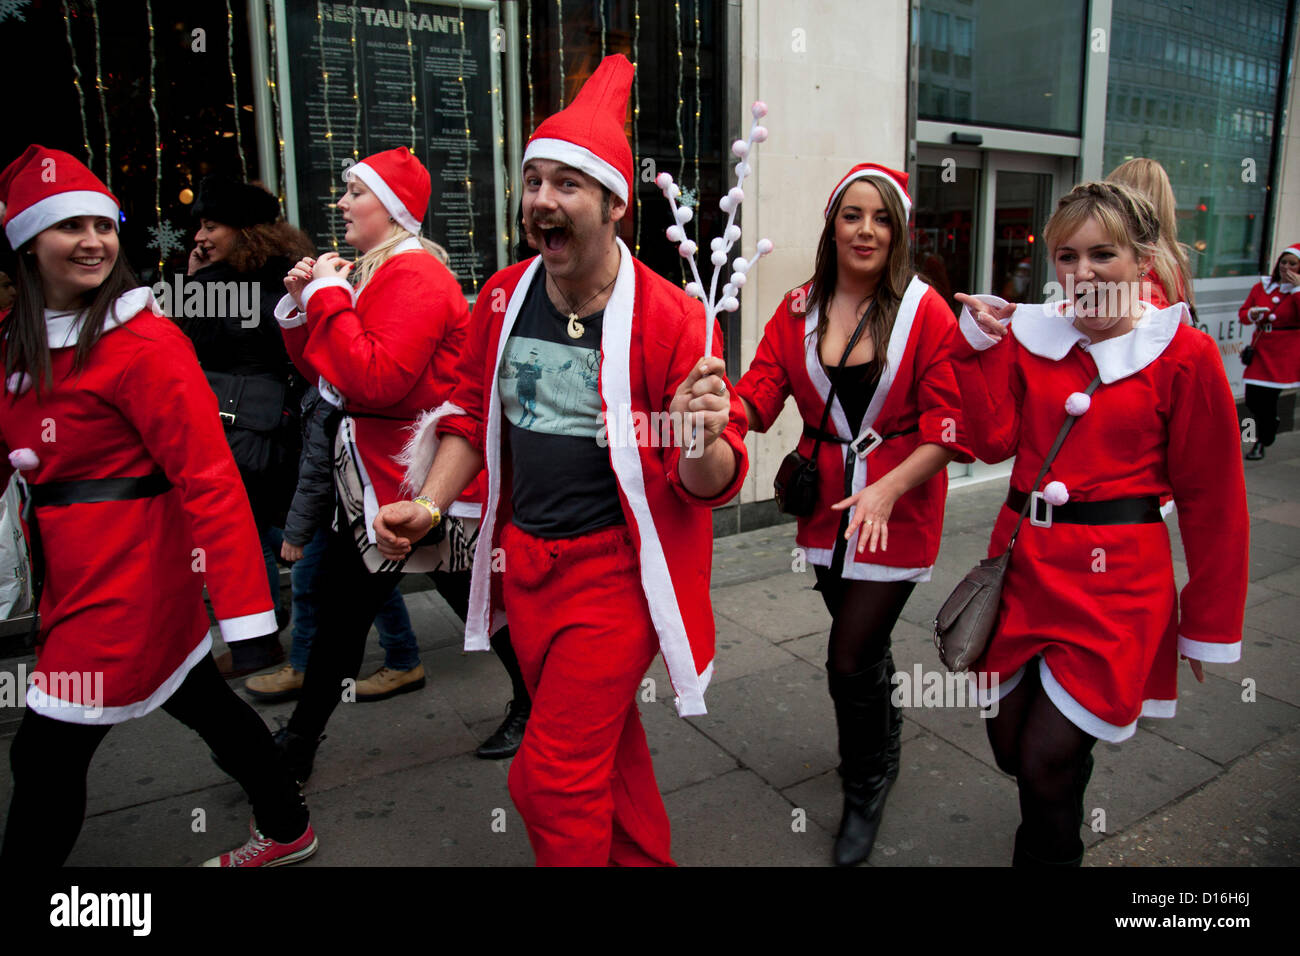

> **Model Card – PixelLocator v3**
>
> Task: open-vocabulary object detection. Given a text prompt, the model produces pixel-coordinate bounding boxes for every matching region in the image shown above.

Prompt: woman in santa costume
[954,181,1249,866]
[272,146,530,781]
[1239,244,1300,460]
[375,54,749,865]
[735,163,971,866]
[0,145,315,867]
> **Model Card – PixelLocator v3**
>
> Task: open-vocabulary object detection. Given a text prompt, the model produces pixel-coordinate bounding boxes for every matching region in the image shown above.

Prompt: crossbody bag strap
[808,301,875,464]
[1005,374,1101,548]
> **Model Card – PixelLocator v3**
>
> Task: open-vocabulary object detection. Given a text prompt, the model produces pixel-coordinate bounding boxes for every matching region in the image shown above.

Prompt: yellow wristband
[412,496,441,526]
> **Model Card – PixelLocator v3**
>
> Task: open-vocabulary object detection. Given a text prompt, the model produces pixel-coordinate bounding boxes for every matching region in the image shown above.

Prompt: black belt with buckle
[1005,488,1163,528]
[802,422,919,457]
[20,472,173,645]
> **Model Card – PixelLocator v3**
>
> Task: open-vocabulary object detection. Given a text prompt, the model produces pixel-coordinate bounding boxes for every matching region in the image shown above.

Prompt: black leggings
[1245,384,1282,447]
[1,654,307,865]
[813,566,915,675]
[985,660,1097,861]
[287,529,526,741]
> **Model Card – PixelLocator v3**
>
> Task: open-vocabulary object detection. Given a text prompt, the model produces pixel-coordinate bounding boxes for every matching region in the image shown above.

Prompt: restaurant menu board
[276,1,504,295]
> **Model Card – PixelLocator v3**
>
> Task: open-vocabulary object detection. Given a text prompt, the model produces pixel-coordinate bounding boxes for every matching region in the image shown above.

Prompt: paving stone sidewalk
[0,433,1296,867]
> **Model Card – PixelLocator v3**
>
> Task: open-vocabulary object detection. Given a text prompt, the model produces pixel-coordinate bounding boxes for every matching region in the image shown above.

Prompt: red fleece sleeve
[735,301,794,433]
[950,299,1025,464]
[914,293,975,464]
[1167,333,1249,659]
[302,258,452,408]
[115,329,274,634]
[436,276,501,454]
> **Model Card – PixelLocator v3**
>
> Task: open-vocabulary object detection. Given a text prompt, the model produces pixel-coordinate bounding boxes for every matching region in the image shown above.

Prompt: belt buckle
[219,411,237,425]
[1029,491,1053,528]
[851,427,883,459]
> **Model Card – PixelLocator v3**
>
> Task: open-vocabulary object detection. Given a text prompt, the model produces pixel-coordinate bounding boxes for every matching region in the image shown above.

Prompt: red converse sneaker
[203,822,318,867]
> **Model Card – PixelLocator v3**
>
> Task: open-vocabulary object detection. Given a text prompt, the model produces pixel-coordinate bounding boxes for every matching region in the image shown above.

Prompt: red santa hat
[523,54,635,202]
[342,147,430,235]
[1279,243,1300,261]
[0,144,120,250]
[825,162,912,222]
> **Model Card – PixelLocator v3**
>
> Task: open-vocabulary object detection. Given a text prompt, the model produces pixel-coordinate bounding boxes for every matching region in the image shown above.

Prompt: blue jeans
[288,527,419,672]
[261,526,290,630]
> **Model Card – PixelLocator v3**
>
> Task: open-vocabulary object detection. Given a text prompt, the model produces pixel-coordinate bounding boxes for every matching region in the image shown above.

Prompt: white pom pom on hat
[1043,481,1069,506]
[1064,391,1092,416]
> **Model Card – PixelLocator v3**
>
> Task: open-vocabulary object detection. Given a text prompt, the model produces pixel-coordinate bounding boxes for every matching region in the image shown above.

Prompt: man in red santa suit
[374,54,748,866]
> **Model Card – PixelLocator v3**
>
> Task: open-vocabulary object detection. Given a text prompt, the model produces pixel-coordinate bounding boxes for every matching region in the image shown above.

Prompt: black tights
[986,660,1097,862]
[813,567,915,675]
[288,529,527,741]
[1245,384,1282,447]
[2,654,308,866]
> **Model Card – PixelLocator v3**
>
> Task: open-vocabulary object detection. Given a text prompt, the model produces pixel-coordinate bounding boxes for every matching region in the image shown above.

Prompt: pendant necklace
[548,271,617,339]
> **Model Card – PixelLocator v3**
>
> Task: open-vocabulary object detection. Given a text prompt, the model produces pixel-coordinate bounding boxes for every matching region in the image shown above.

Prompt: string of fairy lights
[90,0,111,193]
[316,4,339,249]
[633,0,641,255]
[675,1,684,188]
[599,0,606,57]
[404,0,417,151]
[350,0,361,168]
[62,0,92,170]
[457,2,479,292]
[556,0,565,109]
[267,6,288,218]
[145,0,163,274]
[226,0,248,181]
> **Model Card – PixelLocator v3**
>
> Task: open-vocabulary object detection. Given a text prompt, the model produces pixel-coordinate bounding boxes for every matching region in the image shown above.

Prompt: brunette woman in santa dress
[736,164,971,866]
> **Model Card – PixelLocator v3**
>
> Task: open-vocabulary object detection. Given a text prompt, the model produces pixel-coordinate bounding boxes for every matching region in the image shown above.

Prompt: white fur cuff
[397,402,469,496]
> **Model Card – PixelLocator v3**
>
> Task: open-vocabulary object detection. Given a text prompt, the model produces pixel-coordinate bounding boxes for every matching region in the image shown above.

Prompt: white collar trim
[1260,276,1295,294]
[44,286,161,349]
[1011,299,1186,383]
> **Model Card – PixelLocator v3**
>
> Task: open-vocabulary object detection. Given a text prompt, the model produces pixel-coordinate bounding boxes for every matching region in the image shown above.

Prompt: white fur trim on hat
[343,162,423,235]
[523,138,629,202]
[5,190,120,249]
[828,171,912,221]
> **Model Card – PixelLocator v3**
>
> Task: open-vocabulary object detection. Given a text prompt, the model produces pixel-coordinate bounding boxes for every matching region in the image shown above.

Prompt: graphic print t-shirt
[498,270,624,537]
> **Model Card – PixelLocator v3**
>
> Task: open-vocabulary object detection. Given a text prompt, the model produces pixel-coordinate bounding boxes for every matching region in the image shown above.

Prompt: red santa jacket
[737,278,972,575]
[1238,277,1299,330]
[0,289,275,723]
[275,240,486,527]
[953,296,1248,736]
[406,239,749,716]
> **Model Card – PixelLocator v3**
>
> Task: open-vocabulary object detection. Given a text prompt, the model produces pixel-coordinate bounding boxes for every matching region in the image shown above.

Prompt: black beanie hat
[193,176,281,228]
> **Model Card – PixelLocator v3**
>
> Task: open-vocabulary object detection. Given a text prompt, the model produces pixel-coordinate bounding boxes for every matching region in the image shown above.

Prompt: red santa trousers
[500,521,674,867]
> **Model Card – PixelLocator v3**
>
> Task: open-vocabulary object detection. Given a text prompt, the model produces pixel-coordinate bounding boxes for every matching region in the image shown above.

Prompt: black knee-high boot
[884,651,902,782]
[827,659,894,866]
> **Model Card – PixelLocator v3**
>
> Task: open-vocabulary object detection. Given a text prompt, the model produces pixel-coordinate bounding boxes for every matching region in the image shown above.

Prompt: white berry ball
[722,283,737,298]
[678,240,698,257]
[655,172,673,190]
[710,237,726,252]
[1043,481,1070,506]
[752,101,768,119]
[731,139,749,158]
[685,282,704,298]
[721,297,740,312]
[724,224,741,242]
[674,205,693,225]
[728,186,745,204]
[756,238,774,255]
[1064,391,1091,416]
[711,250,728,267]
[719,196,734,213]
[666,225,684,243]
[734,162,749,178]
[732,257,749,272]
[730,272,747,288]
[752,126,769,143]
[670,184,681,199]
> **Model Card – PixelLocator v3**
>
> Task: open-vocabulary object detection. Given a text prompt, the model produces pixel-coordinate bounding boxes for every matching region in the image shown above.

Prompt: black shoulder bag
[773,303,874,516]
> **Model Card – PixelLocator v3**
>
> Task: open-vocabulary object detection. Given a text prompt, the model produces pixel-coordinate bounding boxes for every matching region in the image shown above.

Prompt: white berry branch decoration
[656,101,775,360]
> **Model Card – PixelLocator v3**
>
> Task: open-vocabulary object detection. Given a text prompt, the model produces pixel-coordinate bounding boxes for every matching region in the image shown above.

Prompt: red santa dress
[0,289,277,723]
[1239,278,1300,389]
[737,277,973,579]
[952,295,1249,741]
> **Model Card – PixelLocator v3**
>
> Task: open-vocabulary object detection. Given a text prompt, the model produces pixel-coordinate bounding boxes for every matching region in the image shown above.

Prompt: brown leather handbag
[933,375,1101,672]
